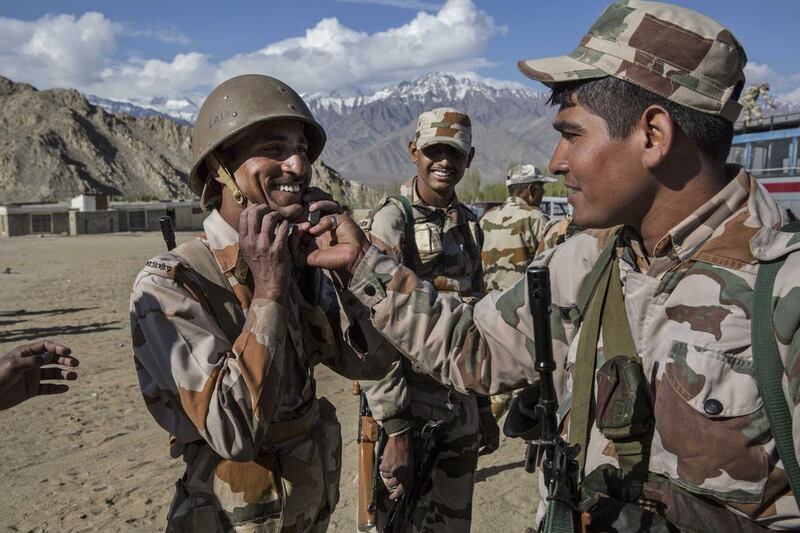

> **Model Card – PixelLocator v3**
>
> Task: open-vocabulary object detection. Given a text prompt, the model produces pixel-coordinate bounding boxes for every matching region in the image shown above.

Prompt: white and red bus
[729,112,800,215]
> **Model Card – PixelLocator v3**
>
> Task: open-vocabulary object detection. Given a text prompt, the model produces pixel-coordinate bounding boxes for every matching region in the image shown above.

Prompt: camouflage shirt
[480,196,550,291]
[359,177,484,434]
[130,209,387,459]
[346,168,800,528]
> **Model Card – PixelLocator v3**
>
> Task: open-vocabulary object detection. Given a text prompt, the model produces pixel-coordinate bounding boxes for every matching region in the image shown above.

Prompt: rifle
[385,420,446,533]
[354,382,380,532]
[504,266,581,532]
[159,215,176,251]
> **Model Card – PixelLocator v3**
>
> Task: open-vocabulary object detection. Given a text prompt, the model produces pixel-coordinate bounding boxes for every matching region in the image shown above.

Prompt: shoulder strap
[390,195,419,269]
[574,228,620,326]
[752,220,800,510]
[171,239,245,344]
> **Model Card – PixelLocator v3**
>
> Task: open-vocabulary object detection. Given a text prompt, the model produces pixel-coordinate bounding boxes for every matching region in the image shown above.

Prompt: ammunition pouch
[594,356,653,442]
[579,465,769,533]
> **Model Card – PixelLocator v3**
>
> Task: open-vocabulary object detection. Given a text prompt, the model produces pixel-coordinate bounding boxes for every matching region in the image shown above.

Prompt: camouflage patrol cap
[506,164,557,186]
[517,0,747,122]
[414,107,472,154]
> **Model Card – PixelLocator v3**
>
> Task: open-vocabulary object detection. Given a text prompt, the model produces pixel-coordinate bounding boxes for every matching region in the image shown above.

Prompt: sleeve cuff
[348,245,391,308]
[382,417,413,436]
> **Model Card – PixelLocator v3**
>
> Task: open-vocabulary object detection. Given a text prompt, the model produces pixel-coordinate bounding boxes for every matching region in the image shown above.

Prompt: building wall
[69,211,117,235]
[52,212,70,234]
[146,208,166,231]
[7,213,31,236]
[172,206,207,231]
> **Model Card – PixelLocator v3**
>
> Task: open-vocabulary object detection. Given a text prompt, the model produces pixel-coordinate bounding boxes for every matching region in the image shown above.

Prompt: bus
[729,112,800,214]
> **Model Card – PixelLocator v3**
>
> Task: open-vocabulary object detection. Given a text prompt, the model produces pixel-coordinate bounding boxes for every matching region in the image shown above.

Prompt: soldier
[480,164,556,418]
[742,83,776,125]
[536,215,580,254]
[480,163,557,293]
[0,340,78,411]
[130,74,391,532]
[358,107,499,532]
[302,1,800,530]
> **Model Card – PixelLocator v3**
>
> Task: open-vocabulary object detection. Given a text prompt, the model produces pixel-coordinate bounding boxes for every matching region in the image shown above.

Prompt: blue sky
[1,0,798,103]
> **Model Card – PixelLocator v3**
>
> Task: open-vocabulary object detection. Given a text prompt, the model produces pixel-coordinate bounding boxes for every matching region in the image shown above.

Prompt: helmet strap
[207,151,250,207]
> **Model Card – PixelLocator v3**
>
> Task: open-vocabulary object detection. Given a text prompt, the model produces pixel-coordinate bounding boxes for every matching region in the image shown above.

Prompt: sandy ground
[0,232,538,532]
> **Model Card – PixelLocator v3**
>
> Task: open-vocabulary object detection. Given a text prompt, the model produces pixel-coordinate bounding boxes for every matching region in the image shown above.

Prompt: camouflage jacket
[346,168,800,527]
[130,209,388,460]
[359,177,484,434]
[537,215,581,254]
[480,196,550,291]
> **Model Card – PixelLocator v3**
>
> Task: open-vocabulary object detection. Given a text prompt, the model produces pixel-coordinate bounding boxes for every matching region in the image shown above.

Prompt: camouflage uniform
[131,210,389,532]
[360,173,485,532]
[536,216,580,254]
[480,201,549,292]
[480,165,555,417]
[340,2,800,529]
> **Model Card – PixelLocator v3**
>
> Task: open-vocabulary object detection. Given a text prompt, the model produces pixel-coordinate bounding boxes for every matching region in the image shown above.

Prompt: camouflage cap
[517,0,747,122]
[506,164,557,186]
[414,107,472,154]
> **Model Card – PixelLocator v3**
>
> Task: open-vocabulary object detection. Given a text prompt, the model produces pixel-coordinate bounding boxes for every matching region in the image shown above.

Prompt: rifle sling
[568,231,643,476]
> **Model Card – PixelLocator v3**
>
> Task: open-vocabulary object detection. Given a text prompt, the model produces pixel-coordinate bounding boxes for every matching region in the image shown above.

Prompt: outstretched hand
[0,340,79,411]
[292,213,372,277]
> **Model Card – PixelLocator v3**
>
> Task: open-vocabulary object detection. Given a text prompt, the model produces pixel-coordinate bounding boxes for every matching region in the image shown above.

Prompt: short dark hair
[507,183,529,197]
[549,77,741,163]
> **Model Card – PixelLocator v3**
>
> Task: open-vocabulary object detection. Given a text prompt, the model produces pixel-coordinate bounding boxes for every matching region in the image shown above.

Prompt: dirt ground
[0,232,538,532]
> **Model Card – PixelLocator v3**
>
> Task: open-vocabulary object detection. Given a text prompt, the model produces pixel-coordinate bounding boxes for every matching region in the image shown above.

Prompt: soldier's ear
[466,147,475,168]
[408,141,419,162]
[639,105,673,170]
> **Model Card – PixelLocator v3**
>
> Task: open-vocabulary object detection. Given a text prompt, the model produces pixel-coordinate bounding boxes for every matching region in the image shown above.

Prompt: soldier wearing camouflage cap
[129,74,394,531]
[300,1,800,530]
[358,107,499,532]
[480,164,556,419]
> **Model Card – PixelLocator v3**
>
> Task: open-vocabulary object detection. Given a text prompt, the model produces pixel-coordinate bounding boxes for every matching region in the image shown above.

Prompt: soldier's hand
[303,187,344,219]
[295,213,371,276]
[0,340,79,411]
[379,432,414,500]
[478,410,500,456]
[239,205,292,302]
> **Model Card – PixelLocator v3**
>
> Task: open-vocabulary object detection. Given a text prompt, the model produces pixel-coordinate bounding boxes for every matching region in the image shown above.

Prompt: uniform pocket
[414,222,443,264]
[654,340,768,503]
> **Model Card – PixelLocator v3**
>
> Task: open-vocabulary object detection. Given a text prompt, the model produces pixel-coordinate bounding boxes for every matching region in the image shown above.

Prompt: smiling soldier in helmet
[129,74,392,532]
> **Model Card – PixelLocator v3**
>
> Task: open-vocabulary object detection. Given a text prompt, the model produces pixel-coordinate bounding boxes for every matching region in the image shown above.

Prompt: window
[128,210,146,230]
[728,145,746,166]
[750,138,792,178]
[31,214,52,233]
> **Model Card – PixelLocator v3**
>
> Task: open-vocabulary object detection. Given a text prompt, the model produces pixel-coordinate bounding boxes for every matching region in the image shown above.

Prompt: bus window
[728,145,746,166]
[750,138,792,178]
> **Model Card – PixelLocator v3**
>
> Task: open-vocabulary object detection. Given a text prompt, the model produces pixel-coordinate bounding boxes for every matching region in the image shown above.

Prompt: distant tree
[456,167,481,203]
[479,182,507,201]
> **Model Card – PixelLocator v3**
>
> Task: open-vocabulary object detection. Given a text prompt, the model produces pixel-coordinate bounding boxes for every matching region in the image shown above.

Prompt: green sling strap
[752,220,800,511]
[568,229,648,475]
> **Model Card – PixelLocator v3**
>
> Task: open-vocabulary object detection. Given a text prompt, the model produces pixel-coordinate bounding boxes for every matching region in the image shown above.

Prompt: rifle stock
[354,382,379,532]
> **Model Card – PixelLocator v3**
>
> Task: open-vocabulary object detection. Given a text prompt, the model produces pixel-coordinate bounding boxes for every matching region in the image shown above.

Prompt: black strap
[390,195,419,269]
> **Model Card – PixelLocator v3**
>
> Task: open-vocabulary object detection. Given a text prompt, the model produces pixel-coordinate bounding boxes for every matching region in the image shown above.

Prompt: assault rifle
[159,215,176,251]
[385,420,446,533]
[354,382,380,532]
[504,266,581,532]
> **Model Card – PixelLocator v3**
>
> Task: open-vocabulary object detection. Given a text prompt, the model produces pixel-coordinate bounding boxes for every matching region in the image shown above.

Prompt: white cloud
[0,0,505,102]
[217,0,504,94]
[0,13,115,88]
[743,61,800,104]
[335,0,442,10]
[116,23,193,46]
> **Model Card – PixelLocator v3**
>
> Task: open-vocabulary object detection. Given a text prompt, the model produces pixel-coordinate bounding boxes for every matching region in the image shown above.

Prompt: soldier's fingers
[239,207,254,239]
[272,220,290,253]
[40,368,78,381]
[37,383,70,395]
[259,212,281,246]
[53,354,80,368]
[387,483,405,500]
[307,200,343,215]
[307,214,337,236]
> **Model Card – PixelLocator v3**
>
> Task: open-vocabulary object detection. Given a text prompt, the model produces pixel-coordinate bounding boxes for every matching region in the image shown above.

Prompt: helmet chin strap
[207,151,251,208]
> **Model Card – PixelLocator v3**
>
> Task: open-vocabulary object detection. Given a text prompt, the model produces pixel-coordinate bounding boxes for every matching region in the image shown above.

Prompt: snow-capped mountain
[306,72,558,184]
[87,94,198,125]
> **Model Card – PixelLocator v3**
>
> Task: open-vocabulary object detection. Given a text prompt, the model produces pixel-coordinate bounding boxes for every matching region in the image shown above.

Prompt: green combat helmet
[189,74,327,209]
